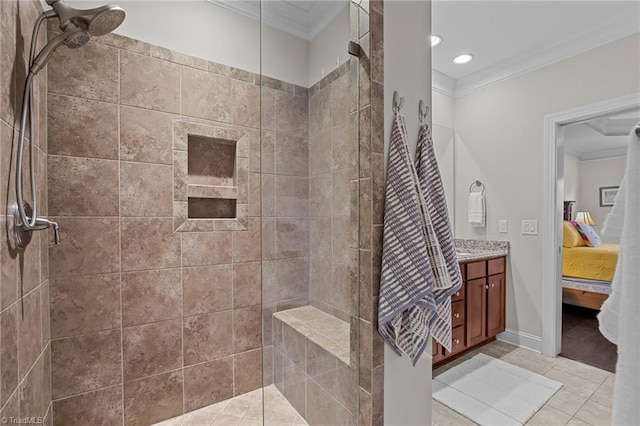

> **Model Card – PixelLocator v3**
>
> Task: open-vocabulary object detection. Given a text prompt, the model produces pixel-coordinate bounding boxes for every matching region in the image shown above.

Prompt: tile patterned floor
[432,340,615,426]
[153,385,308,426]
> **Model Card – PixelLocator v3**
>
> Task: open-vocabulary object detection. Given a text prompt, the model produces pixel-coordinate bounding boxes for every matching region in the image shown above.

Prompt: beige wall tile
[181,66,232,122]
[19,346,48,419]
[122,269,182,326]
[52,385,123,426]
[233,305,262,353]
[332,170,351,217]
[183,311,233,366]
[233,262,261,308]
[309,88,331,136]
[48,41,119,103]
[233,218,261,263]
[306,376,338,426]
[282,324,305,369]
[331,73,351,126]
[261,87,276,132]
[276,176,309,218]
[17,288,41,380]
[182,231,232,266]
[183,264,233,316]
[50,273,121,339]
[49,217,120,278]
[310,218,332,260]
[0,26,17,124]
[1,303,18,407]
[309,174,332,218]
[120,51,180,113]
[275,134,309,177]
[48,156,119,216]
[234,349,263,396]
[184,357,234,411]
[120,161,174,217]
[124,370,184,426]
[261,131,276,174]
[121,218,180,271]
[123,319,183,381]
[47,94,118,159]
[310,130,332,176]
[276,91,308,138]
[231,79,260,128]
[120,106,176,165]
[51,329,122,399]
[282,357,306,417]
[275,218,309,259]
[276,258,309,302]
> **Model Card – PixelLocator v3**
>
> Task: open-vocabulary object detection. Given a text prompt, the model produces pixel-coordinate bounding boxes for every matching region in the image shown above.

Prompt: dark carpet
[561,304,617,373]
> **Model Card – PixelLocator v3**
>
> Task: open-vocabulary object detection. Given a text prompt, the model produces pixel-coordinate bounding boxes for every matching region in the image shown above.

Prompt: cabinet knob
[491,283,495,288]
[485,285,489,290]
[455,292,460,297]
[454,313,460,319]
[454,339,460,345]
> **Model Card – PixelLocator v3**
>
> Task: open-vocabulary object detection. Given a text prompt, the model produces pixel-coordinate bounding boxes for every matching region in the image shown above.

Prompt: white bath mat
[433,353,562,425]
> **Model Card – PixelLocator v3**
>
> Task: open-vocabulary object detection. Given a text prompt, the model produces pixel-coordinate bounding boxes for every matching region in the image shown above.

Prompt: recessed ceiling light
[430,35,442,47]
[453,54,474,64]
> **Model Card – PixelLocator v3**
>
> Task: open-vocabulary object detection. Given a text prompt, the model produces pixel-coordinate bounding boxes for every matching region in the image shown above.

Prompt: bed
[561,220,618,310]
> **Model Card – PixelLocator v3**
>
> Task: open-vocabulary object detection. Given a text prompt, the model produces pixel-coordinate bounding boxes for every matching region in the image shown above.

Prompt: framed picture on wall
[599,186,619,207]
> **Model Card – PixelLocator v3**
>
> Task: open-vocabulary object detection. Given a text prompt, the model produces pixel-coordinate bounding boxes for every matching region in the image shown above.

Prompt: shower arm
[14,12,61,244]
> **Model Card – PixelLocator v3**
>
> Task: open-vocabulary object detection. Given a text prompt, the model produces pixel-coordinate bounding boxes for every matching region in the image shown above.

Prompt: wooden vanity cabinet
[432,255,506,368]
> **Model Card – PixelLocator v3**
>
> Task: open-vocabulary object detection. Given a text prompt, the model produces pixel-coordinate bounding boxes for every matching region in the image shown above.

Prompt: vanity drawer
[466,261,486,280]
[488,257,505,276]
[451,301,465,327]
[450,326,466,354]
[451,284,465,302]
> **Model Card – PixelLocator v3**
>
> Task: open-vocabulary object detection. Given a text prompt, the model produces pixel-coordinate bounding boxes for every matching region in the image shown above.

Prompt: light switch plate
[521,220,538,235]
[499,220,508,233]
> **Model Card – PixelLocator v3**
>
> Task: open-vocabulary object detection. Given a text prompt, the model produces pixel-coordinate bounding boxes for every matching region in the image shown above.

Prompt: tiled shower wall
[1,1,52,424]
[308,59,358,322]
[43,29,305,424]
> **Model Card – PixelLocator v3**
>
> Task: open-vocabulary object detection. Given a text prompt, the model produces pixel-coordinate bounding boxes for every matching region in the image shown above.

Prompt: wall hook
[393,91,405,115]
[418,99,430,123]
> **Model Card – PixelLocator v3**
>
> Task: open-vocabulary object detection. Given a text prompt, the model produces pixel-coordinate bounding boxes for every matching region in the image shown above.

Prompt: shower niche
[173,120,250,231]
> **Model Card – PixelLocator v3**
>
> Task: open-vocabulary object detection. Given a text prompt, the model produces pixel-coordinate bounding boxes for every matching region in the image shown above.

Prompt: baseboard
[497,328,543,353]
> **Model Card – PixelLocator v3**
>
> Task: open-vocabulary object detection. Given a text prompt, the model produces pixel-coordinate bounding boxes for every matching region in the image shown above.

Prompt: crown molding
[438,16,639,98]
[581,147,628,161]
[207,0,345,40]
[432,69,456,97]
[563,147,583,160]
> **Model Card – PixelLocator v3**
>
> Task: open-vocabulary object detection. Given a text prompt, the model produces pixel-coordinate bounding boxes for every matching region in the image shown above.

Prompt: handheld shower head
[47,0,125,36]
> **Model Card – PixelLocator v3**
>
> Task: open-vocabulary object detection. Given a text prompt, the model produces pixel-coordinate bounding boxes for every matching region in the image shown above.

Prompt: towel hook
[418,100,430,123]
[393,90,405,115]
[635,125,640,137]
[469,180,485,195]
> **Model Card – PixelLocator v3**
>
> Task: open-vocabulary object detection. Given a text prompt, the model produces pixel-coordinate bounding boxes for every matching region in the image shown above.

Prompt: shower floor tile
[153,385,308,426]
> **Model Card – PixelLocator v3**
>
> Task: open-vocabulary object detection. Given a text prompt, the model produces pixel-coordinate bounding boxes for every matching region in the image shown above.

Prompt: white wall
[432,91,456,226]
[308,5,350,86]
[62,0,310,86]
[580,156,627,240]
[384,2,432,425]
[453,33,640,339]
[564,152,582,213]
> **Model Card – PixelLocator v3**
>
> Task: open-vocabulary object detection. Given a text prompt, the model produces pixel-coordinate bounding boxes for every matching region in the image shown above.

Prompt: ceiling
[208,0,347,39]
[432,1,640,96]
[564,110,640,160]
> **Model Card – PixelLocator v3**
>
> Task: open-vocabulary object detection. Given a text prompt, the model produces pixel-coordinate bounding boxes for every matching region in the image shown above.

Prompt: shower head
[47,0,125,36]
[30,26,89,74]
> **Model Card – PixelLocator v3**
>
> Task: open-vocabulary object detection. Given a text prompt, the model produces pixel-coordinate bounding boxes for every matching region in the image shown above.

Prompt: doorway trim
[541,92,640,357]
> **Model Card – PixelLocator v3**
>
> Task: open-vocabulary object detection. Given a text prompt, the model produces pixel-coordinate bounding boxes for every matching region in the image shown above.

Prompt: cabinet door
[487,273,506,337]
[466,277,487,346]
[432,338,445,363]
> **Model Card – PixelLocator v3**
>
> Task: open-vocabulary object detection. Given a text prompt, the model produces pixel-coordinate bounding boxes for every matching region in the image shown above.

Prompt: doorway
[541,93,640,358]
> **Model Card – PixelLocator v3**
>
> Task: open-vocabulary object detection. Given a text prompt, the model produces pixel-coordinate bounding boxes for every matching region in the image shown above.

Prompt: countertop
[455,239,509,263]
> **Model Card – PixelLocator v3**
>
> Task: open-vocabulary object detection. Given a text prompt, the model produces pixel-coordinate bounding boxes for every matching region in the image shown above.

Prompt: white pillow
[575,222,601,247]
